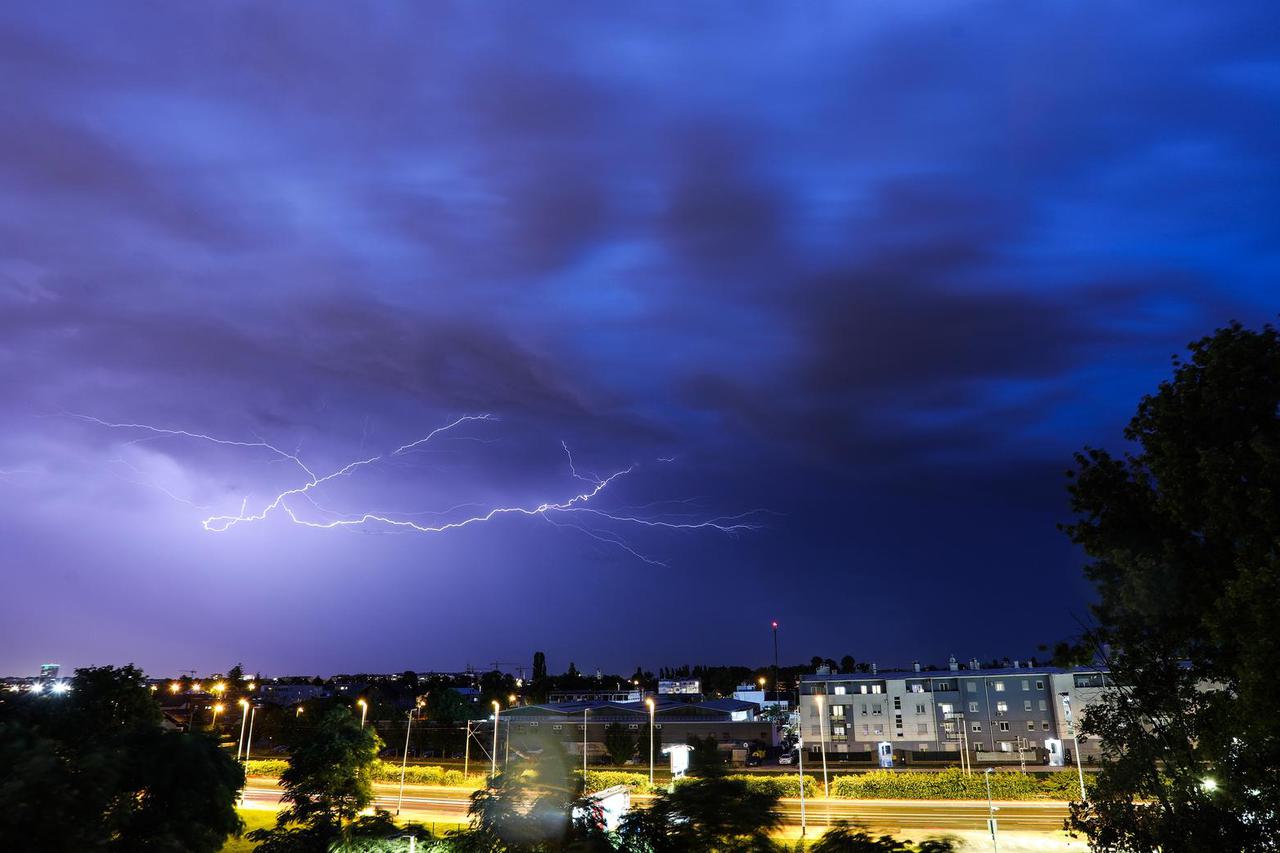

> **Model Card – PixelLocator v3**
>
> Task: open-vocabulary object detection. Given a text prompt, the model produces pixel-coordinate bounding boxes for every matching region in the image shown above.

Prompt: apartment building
[799,662,1110,763]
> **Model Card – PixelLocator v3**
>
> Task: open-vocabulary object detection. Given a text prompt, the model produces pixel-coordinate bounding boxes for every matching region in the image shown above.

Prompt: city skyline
[3,2,1279,676]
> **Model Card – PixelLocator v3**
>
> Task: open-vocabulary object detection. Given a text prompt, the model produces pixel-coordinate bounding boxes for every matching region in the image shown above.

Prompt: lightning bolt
[75,413,765,564]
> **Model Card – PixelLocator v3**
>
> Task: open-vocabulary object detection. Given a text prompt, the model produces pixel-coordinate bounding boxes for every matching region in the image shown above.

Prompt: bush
[830,769,1042,800]
[584,770,653,794]
[243,759,289,777]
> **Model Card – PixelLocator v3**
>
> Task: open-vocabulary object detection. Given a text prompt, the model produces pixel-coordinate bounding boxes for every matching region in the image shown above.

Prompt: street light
[169,682,181,694]
[212,681,226,695]
[296,705,304,717]
[491,701,500,780]
[397,709,415,815]
[645,697,656,788]
[244,705,257,762]
[815,693,829,799]
[796,736,807,838]
[1202,777,1218,792]
[212,703,225,729]
[583,707,590,778]
[357,698,368,729]
[985,767,1000,853]
[1059,693,1088,805]
[236,699,250,760]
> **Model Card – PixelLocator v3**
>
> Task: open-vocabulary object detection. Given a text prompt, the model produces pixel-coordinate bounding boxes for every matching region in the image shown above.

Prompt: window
[531,722,539,727]
[939,703,953,714]
[871,685,883,694]
[910,683,924,693]
[974,742,986,752]
[1021,680,1030,691]
[996,701,1008,714]
[968,702,979,713]
[894,714,903,727]
[1042,722,1050,731]
[999,721,1010,732]
[872,705,882,715]
[873,724,883,735]
[919,743,929,750]
[831,725,847,741]
[971,722,982,732]
[830,705,846,720]
[628,723,639,729]
[1036,680,1044,690]
[809,706,818,718]
[553,725,563,731]
[966,683,977,693]
[834,685,847,695]
[1023,700,1032,711]
[943,721,956,734]
[915,704,926,715]
[935,681,955,692]
[860,685,868,694]
[893,697,902,710]
[917,723,929,734]
[861,724,869,735]
[1038,700,1047,711]
[1027,721,1036,731]
[993,681,1005,692]
[861,704,868,716]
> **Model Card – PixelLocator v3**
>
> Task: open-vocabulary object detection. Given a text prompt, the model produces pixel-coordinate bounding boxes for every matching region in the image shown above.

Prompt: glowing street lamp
[491,701,501,780]
[645,697,656,787]
[169,682,181,694]
[1059,693,1088,805]
[244,705,257,762]
[212,682,226,695]
[357,698,368,729]
[212,703,225,728]
[236,700,250,760]
[296,705,305,717]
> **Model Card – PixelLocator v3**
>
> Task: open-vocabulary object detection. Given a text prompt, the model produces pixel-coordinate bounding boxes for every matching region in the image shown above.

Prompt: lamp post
[645,697,656,788]
[583,707,589,778]
[1059,693,1088,805]
[815,693,829,799]
[236,699,250,760]
[985,767,1000,852]
[491,701,500,780]
[244,705,257,762]
[211,703,224,730]
[796,736,807,838]
[397,709,414,815]
[771,621,780,692]
[358,698,368,729]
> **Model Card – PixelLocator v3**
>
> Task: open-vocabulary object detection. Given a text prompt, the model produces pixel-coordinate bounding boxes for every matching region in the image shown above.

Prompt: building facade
[799,664,1110,763]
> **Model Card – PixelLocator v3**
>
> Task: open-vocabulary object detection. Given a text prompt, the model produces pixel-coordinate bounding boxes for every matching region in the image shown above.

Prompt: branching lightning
[75,413,764,565]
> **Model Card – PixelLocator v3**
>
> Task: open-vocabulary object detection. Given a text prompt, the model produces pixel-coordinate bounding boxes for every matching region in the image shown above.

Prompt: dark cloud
[0,1,1277,676]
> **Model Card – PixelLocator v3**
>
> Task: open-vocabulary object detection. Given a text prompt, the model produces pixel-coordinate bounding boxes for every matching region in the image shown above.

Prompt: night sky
[2,3,1277,679]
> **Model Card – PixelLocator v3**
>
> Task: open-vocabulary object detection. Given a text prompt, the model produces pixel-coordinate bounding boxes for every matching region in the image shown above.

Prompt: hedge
[829,768,1092,800]
[244,760,1088,801]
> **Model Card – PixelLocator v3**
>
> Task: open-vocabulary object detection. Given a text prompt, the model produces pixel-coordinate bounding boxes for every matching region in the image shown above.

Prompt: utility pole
[1060,693,1088,805]
[985,767,1000,852]
[796,736,807,838]
[771,621,780,692]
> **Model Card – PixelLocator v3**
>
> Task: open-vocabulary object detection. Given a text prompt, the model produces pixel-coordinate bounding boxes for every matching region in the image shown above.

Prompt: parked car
[778,753,794,765]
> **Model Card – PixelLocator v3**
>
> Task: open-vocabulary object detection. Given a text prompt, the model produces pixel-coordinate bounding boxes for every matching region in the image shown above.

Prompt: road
[241,779,1070,833]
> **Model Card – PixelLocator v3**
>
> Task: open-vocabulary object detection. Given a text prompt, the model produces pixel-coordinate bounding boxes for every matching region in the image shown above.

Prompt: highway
[241,779,1070,833]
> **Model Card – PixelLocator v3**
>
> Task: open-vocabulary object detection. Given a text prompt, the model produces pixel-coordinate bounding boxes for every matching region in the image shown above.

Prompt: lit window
[871,685,883,694]
[939,703,953,714]
[968,702,979,713]
[996,701,1008,714]
[993,682,1005,692]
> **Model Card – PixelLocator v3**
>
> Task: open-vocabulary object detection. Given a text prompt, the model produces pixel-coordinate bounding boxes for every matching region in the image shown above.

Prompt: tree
[838,656,856,674]
[249,703,384,850]
[426,687,471,725]
[533,651,548,682]
[810,822,956,852]
[687,735,724,777]
[618,772,783,851]
[450,737,615,852]
[636,718,663,770]
[0,665,244,853]
[1061,321,1280,850]
[603,723,637,765]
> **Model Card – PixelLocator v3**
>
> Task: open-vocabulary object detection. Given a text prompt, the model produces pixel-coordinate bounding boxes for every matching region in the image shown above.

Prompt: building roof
[800,665,1108,682]
[503,698,749,722]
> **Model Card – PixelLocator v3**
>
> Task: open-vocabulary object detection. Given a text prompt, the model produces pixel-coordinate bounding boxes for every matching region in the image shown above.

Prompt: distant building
[258,683,331,706]
[550,688,642,703]
[658,679,701,696]
[40,664,60,681]
[732,683,791,712]
[500,698,778,761]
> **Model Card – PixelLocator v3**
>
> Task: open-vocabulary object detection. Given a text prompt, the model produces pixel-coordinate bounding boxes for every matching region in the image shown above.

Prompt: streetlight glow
[357,698,368,729]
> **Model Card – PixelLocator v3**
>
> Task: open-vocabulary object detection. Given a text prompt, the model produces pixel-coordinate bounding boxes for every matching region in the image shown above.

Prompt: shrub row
[244,760,1088,801]
[829,769,1093,800]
